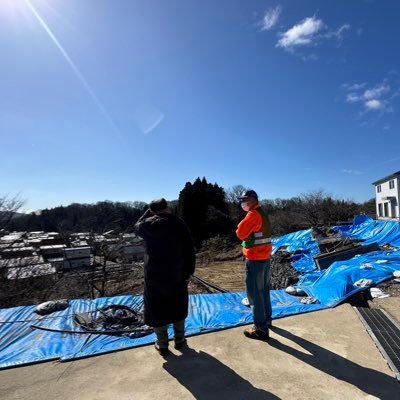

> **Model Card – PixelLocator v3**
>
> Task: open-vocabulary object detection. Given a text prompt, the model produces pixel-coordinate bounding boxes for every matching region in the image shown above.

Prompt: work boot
[174,338,187,350]
[154,343,169,357]
[243,326,269,341]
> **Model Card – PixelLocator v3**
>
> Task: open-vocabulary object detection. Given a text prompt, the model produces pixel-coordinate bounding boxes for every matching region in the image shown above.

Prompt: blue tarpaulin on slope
[272,229,317,255]
[330,225,352,234]
[295,217,400,272]
[1,248,400,369]
[297,249,400,306]
[272,229,320,273]
[338,217,400,247]
[2,218,400,370]
[0,291,328,369]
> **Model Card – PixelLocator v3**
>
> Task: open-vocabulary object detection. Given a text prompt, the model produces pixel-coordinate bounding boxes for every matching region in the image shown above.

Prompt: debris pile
[74,304,152,337]
[270,251,299,290]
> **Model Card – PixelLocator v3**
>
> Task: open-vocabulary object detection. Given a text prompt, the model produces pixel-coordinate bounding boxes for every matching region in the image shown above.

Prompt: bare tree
[296,190,358,227]
[0,195,26,282]
[0,195,25,230]
[225,184,247,204]
[297,189,328,226]
[225,184,248,226]
[87,227,145,299]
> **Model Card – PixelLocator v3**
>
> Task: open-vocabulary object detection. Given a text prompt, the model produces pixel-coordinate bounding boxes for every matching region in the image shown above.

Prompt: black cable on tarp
[30,324,153,336]
[191,274,229,293]
[29,304,153,337]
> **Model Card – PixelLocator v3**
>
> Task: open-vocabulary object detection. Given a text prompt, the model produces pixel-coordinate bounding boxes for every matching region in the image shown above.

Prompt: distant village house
[373,171,400,220]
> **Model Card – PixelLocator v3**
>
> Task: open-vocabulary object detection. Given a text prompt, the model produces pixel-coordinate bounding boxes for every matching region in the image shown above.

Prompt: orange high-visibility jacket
[236,205,272,260]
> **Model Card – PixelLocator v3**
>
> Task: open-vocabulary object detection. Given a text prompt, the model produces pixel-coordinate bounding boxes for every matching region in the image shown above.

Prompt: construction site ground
[2,303,399,400]
[189,260,245,293]
[369,296,400,323]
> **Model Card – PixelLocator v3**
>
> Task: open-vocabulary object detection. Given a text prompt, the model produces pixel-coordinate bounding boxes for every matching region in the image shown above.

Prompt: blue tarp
[297,249,400,306]
[288,217,400,273]
[0,291,328,369]
[1,247,400,369]
[272,229,320,273]
[338,216,400,247]
[272,229,319,257]
[2,217,400,370]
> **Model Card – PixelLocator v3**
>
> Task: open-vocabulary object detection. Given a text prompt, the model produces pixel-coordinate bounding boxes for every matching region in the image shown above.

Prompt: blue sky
[1,0,399,211]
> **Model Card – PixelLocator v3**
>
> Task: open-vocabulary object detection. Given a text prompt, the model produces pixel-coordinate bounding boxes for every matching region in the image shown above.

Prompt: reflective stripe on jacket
[236,205,272,260]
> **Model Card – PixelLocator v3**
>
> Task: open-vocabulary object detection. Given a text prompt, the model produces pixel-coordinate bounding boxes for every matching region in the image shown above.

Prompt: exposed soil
[189,252,300,294]
[377,280,400,297]
[189,260,245,294]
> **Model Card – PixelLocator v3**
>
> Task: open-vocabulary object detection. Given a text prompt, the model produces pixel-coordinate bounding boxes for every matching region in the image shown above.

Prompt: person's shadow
[269,326,399,400]
[162,346,280,399]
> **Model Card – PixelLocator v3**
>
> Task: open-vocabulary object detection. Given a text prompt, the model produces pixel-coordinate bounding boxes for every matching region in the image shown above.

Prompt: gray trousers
[153,319,185,349]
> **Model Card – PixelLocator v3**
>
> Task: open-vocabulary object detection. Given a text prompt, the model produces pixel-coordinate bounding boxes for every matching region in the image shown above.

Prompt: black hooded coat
[134,212,195,327]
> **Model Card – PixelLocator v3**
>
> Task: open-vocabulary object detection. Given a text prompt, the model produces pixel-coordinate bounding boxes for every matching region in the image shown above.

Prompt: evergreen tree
[178,177,232,246]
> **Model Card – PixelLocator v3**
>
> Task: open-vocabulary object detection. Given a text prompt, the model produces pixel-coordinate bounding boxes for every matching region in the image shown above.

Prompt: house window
[389,180,395,189]
[384,202,389,217]
[377,185,381,193]
[378,203,383,217]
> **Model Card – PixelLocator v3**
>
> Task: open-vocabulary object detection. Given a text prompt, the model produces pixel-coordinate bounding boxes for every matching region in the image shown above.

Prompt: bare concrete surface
[1,304,398,400]
[370,297,400,324]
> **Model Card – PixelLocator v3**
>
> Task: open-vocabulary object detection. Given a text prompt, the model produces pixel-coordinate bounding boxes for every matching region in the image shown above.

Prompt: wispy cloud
[260,6,281,31]
[391,89,400,100]
[342,82,366,91]
[374,157,400,167]
[275,16,350,57]
[301,53,318,62]
[365,99,383,110]
[346,93,360,103]
[277,16,324,50]
[364,84,390,100]
[340,169,365,176]
[343,82,393,113]
[336,24,351,39]
[325,24,351,40]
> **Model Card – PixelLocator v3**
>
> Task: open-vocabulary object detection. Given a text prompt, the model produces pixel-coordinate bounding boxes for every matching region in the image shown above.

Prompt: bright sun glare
[0,0,34,23]
[0,0,51,25]
[1,0,121,137]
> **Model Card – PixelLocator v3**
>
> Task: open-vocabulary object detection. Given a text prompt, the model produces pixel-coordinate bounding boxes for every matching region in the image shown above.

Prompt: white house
[372,171,400,220]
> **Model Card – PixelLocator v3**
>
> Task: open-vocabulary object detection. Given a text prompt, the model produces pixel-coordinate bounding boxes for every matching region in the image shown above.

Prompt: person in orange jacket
[236,190,272,340]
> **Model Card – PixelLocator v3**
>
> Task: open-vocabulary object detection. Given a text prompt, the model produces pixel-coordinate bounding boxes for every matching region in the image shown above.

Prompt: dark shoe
[174,338,187,350]
[154,343,169,357]
[243,326,269,341]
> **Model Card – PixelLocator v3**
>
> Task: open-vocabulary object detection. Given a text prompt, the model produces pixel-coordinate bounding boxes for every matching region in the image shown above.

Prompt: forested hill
[8,201,148,234]
[4,178,375,247]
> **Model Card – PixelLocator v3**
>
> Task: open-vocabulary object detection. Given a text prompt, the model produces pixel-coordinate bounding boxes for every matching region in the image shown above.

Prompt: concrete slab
[1,304,398,400]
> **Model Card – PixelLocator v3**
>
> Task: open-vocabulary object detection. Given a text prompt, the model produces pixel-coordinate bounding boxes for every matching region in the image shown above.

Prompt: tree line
[2,179,375,248]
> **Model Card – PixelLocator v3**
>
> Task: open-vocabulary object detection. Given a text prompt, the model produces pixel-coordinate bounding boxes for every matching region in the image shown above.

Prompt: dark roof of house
[372,171,400,185]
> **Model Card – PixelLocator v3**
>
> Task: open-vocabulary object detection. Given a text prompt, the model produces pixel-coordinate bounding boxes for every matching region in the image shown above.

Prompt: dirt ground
[189,260,245,294]
[377,279,400,297]
[190,249,301,294]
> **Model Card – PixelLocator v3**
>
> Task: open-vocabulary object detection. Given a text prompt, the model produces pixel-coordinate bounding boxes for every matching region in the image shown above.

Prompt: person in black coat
[134,198,195,356]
